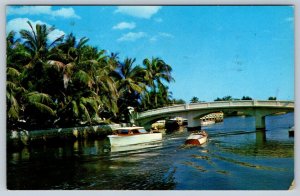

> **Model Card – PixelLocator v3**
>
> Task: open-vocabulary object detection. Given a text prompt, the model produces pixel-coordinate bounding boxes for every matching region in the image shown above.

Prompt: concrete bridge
[134,100,294,130]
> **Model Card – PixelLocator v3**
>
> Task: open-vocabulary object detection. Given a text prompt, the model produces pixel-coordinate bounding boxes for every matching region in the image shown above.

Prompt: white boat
[108,127,162,147]
[110,142,162,153]
[151,120,166,129]
[185,130,208,145]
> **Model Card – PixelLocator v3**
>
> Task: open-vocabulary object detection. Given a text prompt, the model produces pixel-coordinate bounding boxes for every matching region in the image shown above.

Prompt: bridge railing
[136,100,294,119]
[188,100,254,109]
[136,104,185,118]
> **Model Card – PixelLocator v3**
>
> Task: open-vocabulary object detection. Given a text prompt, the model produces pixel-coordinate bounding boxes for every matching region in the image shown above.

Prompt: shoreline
[7,123,125,147]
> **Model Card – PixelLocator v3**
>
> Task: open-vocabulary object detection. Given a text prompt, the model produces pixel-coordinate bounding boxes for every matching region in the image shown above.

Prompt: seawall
[7,124,123,147]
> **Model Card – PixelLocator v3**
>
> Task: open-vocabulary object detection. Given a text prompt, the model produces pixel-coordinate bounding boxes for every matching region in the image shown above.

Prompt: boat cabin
[113,127,148,135]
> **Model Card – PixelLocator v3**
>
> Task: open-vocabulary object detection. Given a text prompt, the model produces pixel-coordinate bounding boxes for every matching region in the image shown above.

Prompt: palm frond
[77,37,89,49]
[74,70,94,88]
[7,92,20,119]
[71,100,79,117]
[49,34,64,49]
[7,67,21,78]
[79,103,91,123]
[47,60,65,70]
[30,102,56,116]
[26,91,54,105]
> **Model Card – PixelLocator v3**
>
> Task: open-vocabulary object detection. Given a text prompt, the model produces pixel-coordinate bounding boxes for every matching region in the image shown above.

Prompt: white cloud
[115,6,161,19]
[51,7,80,19]
[7,6,80,19]
[113,22,136,30]
[158,32,174,38]
[6,18,65,42]
[149,32,174,42]
[117,32,146,42]
[149,37,157,42]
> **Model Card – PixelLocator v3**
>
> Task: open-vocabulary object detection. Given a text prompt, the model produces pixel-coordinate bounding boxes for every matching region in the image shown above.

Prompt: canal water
[7,113,294,190]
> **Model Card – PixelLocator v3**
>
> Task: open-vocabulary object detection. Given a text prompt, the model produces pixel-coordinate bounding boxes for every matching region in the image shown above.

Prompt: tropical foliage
[214,96,253,101]
[214,96,234,101]
[190,96,199,103]
[241,96,253,100]
[268,96,277,100]
[6,21,175,130]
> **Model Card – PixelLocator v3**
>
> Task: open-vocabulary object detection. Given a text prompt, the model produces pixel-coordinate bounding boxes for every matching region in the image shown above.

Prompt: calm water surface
[7,113,294,190]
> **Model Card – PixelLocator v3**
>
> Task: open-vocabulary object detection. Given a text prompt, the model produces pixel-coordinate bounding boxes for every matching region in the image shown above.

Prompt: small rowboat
[185,130,208,145]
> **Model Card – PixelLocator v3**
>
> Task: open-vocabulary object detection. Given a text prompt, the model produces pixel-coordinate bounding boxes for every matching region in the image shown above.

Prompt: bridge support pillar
[187,115,202,131]
[255,113,266,130]
[256,130,266,145]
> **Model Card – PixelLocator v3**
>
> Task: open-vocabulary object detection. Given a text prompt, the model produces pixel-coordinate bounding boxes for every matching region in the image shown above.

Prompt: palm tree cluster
[7,21,175,131]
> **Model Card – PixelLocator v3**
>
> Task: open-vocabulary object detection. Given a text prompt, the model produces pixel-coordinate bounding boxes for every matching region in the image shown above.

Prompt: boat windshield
[119,129,129,134]
[138,129,147,133]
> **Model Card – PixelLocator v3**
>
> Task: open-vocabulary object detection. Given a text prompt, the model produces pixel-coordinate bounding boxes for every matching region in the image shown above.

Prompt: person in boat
[199,130,207,136]
[150,126,158,133]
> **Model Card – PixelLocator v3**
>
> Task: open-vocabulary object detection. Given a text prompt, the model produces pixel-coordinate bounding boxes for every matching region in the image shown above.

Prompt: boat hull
[110,142,162,152]
[108,133,162,147]
[185,133,207,145]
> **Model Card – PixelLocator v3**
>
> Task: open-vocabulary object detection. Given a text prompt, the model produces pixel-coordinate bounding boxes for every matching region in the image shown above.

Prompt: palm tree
[116,58,145,95]
[20,21,64,65]
[6,32,28,130]
[143,57,174,88]
[20,91,57,129]
[190,96,199,103]
[52,45,98,126]
[241,96,252,100]
[114,58,146,121]
[52,42,119,125]
[7,69,57,130]
[142,57,174,108]
[80,48,119,118]
[7,67,24,124]
[215,96,233,101]
[18,21,65,94]
[7,21,64,129]
[7,20,179,130]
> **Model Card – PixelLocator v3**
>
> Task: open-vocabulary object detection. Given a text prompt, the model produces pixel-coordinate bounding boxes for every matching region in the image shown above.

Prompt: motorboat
[108,126,162,147]
[165,117,187,130]
[185,130,208,145]
[151,120,166,129]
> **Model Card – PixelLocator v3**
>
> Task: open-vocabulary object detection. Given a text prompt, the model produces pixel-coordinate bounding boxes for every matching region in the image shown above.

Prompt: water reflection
[10,147,30,163]
[255,130,266,145]
[110,141,162,153]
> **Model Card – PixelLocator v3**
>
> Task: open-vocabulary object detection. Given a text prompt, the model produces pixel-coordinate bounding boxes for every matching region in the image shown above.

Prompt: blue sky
[6,5,294,102]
